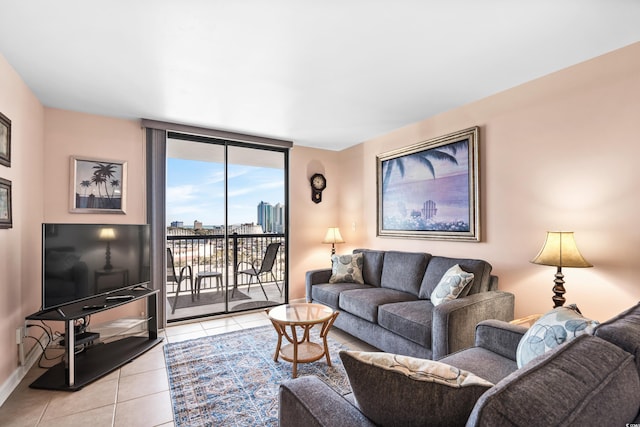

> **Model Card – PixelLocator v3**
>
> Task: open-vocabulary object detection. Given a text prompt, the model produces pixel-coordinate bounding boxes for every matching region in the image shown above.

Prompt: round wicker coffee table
[267,303,339,378]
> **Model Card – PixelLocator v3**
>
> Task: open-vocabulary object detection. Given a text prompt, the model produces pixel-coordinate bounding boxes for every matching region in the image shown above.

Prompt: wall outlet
[16,327,25,366]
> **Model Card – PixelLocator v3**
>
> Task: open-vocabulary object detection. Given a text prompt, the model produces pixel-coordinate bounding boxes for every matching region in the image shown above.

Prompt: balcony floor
[167,282,285,322]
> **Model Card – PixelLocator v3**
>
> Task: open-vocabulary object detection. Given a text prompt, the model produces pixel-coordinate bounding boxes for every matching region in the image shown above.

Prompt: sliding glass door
[165,135,288,322]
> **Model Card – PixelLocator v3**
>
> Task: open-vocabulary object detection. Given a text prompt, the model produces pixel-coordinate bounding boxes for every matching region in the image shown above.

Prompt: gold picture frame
[377,127,480,241]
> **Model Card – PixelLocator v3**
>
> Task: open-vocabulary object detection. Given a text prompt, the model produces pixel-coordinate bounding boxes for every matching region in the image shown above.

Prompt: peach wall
[337,42,640,322]
[288,145,341,300]
[0,54,45,387]
[43,109,147,323]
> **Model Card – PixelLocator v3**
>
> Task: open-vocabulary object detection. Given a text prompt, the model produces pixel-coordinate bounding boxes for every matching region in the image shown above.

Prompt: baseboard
[0,332,47,406]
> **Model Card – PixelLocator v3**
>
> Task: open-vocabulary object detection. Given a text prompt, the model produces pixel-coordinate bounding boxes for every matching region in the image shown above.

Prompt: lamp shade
[322,227,345,244]
[99,227,116,240]
[530,231,592,268]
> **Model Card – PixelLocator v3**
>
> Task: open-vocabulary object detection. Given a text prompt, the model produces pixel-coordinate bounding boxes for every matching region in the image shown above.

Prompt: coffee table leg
[269,318,284,362]
[290,325,299,378]
[320,312,339,366]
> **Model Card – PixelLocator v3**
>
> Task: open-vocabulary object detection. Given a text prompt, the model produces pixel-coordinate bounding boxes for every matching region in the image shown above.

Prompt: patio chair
[234,242,282,300]
[167,247,193,314]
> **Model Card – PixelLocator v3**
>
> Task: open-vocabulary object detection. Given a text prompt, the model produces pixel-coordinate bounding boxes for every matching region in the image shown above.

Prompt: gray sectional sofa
[279,303,640,426]
[306,249,515,360]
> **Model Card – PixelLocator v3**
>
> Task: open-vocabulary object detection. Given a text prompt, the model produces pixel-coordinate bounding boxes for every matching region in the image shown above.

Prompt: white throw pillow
[516,304,599,368]
[430,264,474,306]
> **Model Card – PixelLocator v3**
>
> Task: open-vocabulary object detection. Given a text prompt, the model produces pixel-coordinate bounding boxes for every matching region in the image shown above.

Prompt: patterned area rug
[164,325,352,426]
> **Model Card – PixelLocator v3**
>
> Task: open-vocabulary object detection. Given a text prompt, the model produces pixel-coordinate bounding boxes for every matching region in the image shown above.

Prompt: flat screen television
[42,223,151,309]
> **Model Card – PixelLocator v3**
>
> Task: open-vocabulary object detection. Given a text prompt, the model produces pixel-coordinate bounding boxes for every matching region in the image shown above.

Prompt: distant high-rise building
[170,221,184,228]
[257,201,273,233]
[194,220,203,230]
[257,201,285,233]
[274,203,285,233]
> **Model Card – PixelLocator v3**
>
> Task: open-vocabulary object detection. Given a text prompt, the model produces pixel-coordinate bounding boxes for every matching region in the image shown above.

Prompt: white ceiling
[1,1,639,151]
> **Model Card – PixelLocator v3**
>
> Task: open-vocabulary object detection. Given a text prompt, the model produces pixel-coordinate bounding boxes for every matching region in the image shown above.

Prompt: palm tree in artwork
[92,163,117,206]
[110,179,120,197]
[91,173,106,200]
[382,140,468,193]
[80,180,91,196]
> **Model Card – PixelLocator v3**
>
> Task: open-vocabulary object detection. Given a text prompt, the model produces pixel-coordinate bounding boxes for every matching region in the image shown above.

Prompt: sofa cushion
[353,249,385,287]
[329,253,364,284]
[594,301,640,377]
[430,264,474,306]
[469,335,640,427]
[419,257,492,299]
[312,283,373,309]
[339,288,418,323]
[378,300,434,348]
[380,251,430,296]
[439,347,518,385]
[341,350,493,427]
[516,305,599,368]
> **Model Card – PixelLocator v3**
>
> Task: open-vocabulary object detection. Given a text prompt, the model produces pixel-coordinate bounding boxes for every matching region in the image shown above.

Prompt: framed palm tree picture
[377,127,480,241]
[69,156,127,214]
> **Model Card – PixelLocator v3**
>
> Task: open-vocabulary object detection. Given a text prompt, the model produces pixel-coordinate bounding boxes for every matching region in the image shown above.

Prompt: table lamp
[99,227,116,270]
[322,227,345,256]
[530,231,592,308]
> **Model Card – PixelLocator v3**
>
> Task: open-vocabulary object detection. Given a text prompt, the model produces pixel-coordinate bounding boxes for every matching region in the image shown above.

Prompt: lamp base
[552,266,566,308]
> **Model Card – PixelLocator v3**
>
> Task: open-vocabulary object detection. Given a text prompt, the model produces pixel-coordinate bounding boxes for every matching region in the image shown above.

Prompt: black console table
[26,287,162,391]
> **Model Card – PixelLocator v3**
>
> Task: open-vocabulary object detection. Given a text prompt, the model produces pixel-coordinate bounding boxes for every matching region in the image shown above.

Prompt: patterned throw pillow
[329,253,364,284]
[340,350,493,426]
[430,264,474,306]
[516,304,599,368]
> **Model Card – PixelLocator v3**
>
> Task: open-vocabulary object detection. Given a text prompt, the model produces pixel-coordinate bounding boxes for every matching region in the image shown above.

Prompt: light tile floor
[0,310,376,427]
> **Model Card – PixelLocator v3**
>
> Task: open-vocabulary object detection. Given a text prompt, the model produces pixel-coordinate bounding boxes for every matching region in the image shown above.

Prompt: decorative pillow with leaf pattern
[430,264,474,306]
[516,304,599,368]
[329,253,364,284]
[340,350,493,426]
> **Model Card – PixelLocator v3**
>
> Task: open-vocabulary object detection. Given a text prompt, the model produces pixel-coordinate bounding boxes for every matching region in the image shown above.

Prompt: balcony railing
[166,232,286,291]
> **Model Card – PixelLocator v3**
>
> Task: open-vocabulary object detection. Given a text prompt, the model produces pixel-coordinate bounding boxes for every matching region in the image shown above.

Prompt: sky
[166,158,284,227]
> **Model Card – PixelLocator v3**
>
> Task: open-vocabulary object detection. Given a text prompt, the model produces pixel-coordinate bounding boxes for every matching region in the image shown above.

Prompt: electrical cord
[24,315,96,368]
[23,334,64,368]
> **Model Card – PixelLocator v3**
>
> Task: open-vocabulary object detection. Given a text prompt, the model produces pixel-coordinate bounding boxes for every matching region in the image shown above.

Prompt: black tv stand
[26,288,162,391]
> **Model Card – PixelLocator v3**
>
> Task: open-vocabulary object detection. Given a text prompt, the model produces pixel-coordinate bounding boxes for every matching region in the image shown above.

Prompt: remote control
[83,304,107,310]
[105,295,134,301]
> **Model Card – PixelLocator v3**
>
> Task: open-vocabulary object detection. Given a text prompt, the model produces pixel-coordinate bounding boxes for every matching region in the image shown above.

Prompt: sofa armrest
[432,290,515,360]
[279,376,375,427]
[474,319,527,361]
[305,269,332,302]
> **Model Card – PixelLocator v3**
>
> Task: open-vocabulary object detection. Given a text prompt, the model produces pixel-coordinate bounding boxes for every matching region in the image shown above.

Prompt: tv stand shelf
[26,287,162,391]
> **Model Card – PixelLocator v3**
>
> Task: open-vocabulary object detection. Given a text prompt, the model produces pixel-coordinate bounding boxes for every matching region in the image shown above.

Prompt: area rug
[164,325,351,426]
[168,289,250,309]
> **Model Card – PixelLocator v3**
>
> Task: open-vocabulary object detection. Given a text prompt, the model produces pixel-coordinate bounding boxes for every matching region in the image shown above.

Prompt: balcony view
[166,138,287,321]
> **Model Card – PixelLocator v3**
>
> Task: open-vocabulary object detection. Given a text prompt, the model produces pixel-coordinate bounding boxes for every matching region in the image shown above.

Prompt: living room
[1,2,640,425]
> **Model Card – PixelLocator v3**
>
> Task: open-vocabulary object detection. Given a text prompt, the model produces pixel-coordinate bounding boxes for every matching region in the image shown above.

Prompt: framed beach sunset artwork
[377,127,480,241]
[70,156,127,214]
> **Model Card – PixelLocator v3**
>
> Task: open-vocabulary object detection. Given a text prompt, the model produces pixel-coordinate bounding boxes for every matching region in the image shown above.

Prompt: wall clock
[310,173,326,204]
